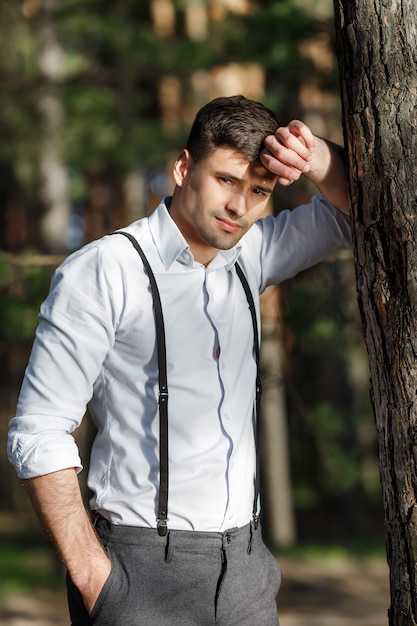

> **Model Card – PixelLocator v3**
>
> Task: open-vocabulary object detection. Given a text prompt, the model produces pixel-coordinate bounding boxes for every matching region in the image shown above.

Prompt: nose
[225,191,246,217]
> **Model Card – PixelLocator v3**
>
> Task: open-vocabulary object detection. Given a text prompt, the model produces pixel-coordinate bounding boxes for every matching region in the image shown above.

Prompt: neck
[168,195,218,267]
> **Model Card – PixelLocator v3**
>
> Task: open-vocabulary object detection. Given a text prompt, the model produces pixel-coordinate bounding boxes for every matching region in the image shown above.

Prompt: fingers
[284,120,315,153]
[260,120,316,186]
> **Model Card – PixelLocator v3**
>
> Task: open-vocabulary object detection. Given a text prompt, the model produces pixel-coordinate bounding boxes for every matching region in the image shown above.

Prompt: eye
[252,188,266,196]
[219,176,233,185]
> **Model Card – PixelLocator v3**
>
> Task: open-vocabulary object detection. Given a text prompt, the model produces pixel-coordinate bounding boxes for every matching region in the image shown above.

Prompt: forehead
[201,147,277,187]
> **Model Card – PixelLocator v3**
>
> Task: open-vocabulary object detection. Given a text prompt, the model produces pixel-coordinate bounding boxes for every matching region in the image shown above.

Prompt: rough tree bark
[333,1,417,624]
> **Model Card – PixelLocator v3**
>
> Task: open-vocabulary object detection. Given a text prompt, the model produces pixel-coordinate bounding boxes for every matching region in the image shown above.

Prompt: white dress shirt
[8,195,351,531]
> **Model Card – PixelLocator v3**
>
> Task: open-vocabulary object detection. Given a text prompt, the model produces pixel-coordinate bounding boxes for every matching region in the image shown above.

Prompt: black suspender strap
[112,231,262,533]
[111,231,169,536]
[235,262,262,528]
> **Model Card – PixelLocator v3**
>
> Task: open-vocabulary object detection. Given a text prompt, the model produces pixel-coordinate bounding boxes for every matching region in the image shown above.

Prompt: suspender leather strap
[111,231,169,535]
[112,231,261,532]
[235,262,262,528]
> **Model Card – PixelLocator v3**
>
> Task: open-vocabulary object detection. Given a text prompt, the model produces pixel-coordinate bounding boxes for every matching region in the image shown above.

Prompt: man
[8,95,351,625]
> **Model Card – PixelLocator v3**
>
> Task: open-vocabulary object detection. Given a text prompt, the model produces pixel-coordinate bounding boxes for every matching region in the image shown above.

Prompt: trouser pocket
[67,549,127,626]
[90,550,127,625]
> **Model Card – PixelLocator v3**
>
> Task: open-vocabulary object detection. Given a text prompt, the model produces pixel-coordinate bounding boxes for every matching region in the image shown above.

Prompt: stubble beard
[197,212,249,251]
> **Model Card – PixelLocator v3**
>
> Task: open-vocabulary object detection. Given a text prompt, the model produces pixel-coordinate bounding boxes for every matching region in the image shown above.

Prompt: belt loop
[247,521,254,555]
[165,530,174,563]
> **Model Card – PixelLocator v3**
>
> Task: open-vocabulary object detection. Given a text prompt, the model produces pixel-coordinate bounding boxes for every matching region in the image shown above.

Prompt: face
[169,147,277,265]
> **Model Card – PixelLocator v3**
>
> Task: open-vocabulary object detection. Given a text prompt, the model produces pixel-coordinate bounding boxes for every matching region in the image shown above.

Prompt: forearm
[24,468,111,611]
[305,137,350,214]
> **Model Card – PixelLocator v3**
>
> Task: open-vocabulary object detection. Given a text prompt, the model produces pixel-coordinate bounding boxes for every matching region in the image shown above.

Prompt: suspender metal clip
[157,518,169,536]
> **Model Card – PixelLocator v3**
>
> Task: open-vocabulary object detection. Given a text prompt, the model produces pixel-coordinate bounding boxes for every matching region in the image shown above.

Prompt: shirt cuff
[7,428,83,479]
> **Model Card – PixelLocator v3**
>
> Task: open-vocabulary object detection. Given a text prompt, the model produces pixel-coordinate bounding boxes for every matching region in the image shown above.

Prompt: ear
[172,149,191,187]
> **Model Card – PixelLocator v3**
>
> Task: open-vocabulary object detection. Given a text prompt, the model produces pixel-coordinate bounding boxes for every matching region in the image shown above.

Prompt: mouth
[215,217,242,233]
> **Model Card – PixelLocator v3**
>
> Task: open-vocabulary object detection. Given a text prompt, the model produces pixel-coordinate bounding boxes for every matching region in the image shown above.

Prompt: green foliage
[283,259,375,505]
[0,5,41,204]
[0,543,64,594]
[0,260,54,341]
[310,403,361,491]
[284,262,358,356]
[220,1,335,115]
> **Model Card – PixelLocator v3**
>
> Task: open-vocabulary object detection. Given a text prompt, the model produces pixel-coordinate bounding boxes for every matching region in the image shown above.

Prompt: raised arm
[24,469,111,613]
[260,120,350,214]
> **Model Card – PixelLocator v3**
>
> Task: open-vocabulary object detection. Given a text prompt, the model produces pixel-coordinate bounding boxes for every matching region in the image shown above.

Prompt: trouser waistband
[93,513,258,554]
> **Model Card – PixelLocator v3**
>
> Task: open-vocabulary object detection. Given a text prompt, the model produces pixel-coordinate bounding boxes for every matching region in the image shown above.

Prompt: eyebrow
[215,171,274,194]
[254,183,275,194]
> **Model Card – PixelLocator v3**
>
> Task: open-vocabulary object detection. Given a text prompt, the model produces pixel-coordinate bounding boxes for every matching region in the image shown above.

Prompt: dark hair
[186,95,279,163]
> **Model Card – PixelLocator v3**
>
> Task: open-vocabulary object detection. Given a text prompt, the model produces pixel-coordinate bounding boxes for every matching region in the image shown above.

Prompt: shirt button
[224,413,230,420]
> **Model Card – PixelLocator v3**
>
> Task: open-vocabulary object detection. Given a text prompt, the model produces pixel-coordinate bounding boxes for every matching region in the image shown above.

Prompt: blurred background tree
[0,0,383,550]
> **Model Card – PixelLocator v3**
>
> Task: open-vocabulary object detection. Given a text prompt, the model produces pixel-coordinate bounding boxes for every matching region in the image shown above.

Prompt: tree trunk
[260,287,296,548]
[37,0,70,253]
[333,1,417,624]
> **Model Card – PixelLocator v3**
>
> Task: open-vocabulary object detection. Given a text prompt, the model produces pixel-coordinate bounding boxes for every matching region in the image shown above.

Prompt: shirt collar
[148,197,242,271]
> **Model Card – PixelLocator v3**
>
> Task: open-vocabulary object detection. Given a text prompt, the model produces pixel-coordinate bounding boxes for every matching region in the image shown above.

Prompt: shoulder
[59,218,150,274]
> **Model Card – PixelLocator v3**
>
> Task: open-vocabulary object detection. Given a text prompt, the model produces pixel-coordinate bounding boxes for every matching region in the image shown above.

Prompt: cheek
[191,179,219,207]
[247,201,270,225]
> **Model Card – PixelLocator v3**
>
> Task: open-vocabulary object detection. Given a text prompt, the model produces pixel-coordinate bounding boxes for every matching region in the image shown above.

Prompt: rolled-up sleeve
[7,244,119,479]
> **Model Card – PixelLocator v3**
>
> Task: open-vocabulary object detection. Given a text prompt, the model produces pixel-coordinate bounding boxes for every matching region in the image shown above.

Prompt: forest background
[0,0,384,555]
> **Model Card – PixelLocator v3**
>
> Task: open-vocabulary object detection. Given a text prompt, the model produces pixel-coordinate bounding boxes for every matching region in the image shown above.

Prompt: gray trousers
[67,516,281,626]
